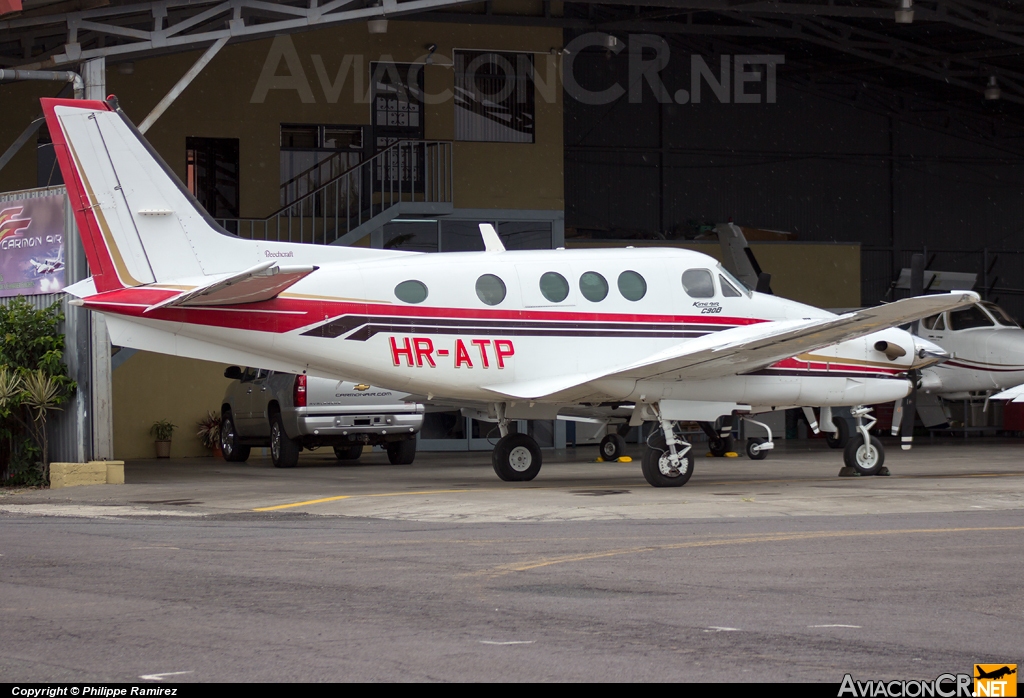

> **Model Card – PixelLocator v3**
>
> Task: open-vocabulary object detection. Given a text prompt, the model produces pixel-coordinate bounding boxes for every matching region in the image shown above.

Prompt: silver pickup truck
[219,367,424,468]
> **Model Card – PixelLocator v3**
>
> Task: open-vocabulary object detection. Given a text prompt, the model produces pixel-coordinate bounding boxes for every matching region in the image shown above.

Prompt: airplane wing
[484,291,979,400]
[144,262,317,312]
[991,384,1024,402]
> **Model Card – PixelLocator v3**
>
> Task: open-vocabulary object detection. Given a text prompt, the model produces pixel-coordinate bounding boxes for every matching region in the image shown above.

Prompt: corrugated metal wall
[0,186,91,464]
[565,51,1024,319]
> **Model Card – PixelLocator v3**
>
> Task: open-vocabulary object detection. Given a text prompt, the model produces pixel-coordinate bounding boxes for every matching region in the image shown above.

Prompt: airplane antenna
[479,223,506,253]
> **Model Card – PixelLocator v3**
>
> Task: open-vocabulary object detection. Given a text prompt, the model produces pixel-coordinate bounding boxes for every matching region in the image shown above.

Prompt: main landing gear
[641,417,695,487]
[491,403,543,481]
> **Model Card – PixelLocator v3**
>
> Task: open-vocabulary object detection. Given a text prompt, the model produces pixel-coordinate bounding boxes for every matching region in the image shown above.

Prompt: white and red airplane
[44,96,979,486]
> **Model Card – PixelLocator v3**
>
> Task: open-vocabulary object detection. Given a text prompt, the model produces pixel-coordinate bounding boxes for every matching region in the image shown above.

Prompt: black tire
[641,429,693,487]
[599,433,626,460]
[746,437,768,460]
[709,436,732,457]
[270,411,300,468]
[386,439,417,465]
[334,443,363,461]
[492,433,542,481]
[220,409,250,462]
[843,434,885,476]
[826,417,850,449]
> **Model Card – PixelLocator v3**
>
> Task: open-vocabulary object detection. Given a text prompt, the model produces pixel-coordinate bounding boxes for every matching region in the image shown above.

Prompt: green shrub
[0,297,76,486]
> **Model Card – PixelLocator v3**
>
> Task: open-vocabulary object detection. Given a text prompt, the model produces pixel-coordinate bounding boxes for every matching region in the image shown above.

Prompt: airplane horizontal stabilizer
[144,262,317,312]
[992,383,1024,402]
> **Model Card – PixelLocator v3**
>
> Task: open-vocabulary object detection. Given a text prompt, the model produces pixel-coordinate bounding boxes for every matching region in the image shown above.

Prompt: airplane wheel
[709,437,732,457]
[334,443,363,461]
[746,438,768,460]
[641,429,692,488]
[220,409,250,462]
[386,438,417,465]
[843,435,885,476]
[492,433,542,481]
[826,418,849,449]
[599,433,626,460]
[270,412,300,468]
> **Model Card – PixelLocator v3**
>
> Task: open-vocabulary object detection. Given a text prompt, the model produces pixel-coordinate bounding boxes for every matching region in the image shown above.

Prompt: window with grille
[454,51,535,143]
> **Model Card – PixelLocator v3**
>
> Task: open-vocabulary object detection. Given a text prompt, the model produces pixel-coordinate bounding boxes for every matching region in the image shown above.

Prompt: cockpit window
[717,265,751,297]
[948,305,994,331]
[981,301,1020,328]
[921,315,940,330]
[719,275,742,298]
[681,269,715,299]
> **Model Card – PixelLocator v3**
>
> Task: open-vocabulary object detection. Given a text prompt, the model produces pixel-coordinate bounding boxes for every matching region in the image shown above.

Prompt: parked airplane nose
[913,336,950,367]
[984,329,1024,388]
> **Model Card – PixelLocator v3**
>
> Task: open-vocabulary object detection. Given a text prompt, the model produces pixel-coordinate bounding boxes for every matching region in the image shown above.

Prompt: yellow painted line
[253,489,470,512]
[254,495,351,511]
[476,525,1024,577]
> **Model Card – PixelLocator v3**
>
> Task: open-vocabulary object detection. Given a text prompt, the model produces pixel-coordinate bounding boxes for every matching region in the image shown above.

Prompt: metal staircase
[219,140,453,246]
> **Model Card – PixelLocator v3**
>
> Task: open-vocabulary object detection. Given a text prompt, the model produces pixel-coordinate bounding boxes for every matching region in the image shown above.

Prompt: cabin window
[476,274,507,306]
[682,269,715,299]
[921,315,940,330]
[618,271,647,301]
[948,306,994,331]
[395,280,428,304]
[579,271,608,302]
[719,275,742,298]
[539,272,570,303]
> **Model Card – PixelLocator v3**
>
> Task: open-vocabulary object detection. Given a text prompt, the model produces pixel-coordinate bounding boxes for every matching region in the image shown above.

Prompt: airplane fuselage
[90,246,918,411]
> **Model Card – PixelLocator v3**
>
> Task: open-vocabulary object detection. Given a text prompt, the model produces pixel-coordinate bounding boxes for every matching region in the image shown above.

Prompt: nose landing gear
[840,406,887,476]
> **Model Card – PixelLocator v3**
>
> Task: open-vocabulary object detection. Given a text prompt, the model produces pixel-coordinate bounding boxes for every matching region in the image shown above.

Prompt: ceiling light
[985,75,1001,100]
[895,0,914,24]
[368,18,388,34]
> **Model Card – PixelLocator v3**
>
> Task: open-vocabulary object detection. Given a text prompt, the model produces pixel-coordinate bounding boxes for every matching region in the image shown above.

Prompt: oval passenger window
[539,272,570,303]
[579,271,608,302]
[476,274,507,306]
[682,269,715,298]
[617,270,647,301]
[394,280,428,304]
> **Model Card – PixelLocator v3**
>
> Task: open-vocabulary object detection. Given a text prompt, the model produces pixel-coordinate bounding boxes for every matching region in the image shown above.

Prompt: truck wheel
[270,412,300,468]
[386,439,416,465]
[334,443,363,461]
[220,409,250,462]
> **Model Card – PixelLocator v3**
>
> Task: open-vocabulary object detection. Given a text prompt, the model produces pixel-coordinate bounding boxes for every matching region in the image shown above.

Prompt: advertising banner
[0,193,65,298]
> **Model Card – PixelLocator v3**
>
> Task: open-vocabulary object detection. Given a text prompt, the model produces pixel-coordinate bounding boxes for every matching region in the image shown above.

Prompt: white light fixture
[117,61,134,75]
[985,75,1001,100]
[895,0,914,24]
[368,18,388,34]
[604,34,619,49]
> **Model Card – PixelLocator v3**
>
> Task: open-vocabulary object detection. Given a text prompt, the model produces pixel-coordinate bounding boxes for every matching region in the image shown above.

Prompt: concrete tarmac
[0,439,1021,682]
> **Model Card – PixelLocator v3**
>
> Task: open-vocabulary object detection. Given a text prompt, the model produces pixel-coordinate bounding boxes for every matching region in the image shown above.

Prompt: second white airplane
[45,96,977,487]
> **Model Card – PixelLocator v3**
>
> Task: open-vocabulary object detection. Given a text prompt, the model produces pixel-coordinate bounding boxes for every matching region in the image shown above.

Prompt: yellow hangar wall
[113,352,233,459]
[0,21,565,215]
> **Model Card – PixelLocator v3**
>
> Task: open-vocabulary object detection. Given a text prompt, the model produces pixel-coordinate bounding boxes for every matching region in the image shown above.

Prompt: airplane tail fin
[41,96,265,293]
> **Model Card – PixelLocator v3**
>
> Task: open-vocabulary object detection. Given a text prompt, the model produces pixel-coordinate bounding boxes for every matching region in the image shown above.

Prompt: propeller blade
[901,370,919,450]
[891,398,904,436]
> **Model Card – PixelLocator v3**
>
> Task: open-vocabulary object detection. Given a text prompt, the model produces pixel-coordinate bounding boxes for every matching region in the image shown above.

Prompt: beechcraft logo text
[975,664,1017,697]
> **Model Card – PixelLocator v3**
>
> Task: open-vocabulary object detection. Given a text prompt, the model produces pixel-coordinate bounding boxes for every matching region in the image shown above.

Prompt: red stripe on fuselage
[81,285,771,334]
[769,356,903,376]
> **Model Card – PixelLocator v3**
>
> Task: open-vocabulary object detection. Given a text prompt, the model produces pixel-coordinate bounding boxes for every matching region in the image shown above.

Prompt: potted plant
[196,411,222,458]
[150,419,176,458]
